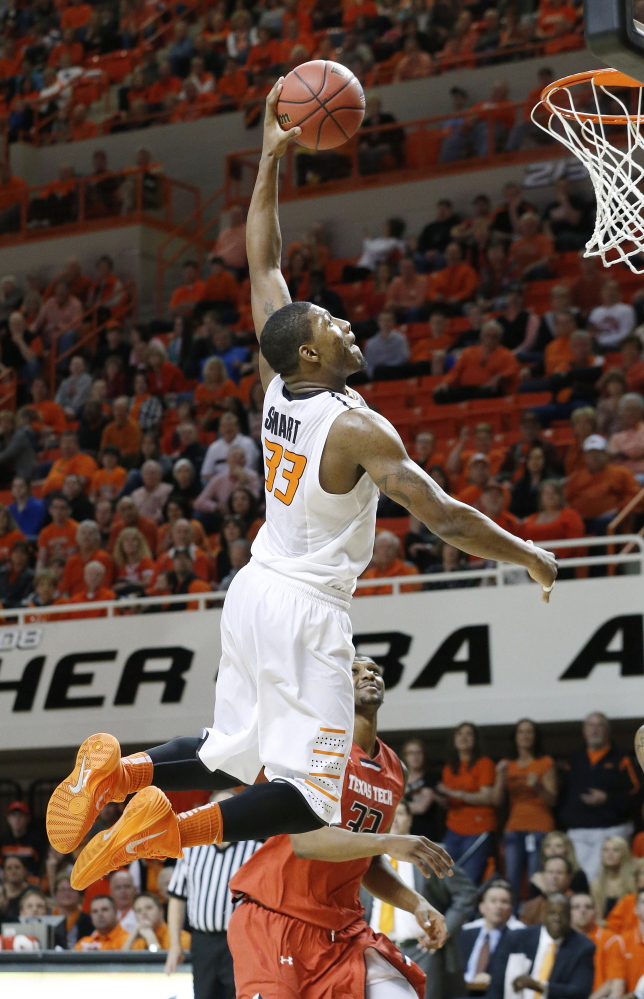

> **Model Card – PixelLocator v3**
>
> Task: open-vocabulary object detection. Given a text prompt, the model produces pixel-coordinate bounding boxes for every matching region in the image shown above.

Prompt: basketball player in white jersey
[49,80,557,891]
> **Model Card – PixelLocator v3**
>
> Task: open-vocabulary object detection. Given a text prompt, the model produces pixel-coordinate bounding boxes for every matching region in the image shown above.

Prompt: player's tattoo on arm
[264,299,275,317]
[374,466,426,510]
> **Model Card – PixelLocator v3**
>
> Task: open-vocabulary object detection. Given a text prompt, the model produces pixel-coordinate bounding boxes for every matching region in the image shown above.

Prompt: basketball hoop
[532,67,644,273]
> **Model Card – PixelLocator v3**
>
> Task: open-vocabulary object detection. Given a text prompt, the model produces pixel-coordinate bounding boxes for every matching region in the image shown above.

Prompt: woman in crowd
[530,831,589,896]
[158,496,208,553]
[194,357,238,425]
[213,513,246,583]
[565,406,597,475]
[122,891,191,951]
[606,857,644,934]
[522,480,586,578]
[3,855,31,920]
[596,370,628,437]
[509,445,553,519]
[435,721,500,883]
[401,738,440,840]
[591,836,636,921]
[0,540,35,608]
[0,505,25,566]
[52,874,93,950]
[496,718,557,910]
[113,527,155,595]
[229,486,263,541]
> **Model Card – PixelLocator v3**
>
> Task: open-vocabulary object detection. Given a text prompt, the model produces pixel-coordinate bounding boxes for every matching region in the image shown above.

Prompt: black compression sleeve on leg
[145,737,243,792]
[218,781,325,841]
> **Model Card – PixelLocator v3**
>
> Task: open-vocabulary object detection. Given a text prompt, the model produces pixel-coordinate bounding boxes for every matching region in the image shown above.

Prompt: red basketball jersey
[229,738,405,931]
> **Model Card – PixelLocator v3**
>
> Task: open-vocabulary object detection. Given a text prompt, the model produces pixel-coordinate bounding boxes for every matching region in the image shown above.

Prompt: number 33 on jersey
[252,377,378,597]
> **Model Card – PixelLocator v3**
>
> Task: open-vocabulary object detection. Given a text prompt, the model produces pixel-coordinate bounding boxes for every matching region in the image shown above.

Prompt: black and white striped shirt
[167,840,262,933]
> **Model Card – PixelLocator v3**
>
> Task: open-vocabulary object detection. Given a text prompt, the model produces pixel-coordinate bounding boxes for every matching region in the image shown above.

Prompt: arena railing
[223,98,564,205]
[46,278,137,396]
[0,168,201,250]
[1,536,641,625]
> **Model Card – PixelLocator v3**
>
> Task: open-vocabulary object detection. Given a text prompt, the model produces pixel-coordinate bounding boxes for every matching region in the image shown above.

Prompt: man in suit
[364,799,478,999]
[487,895,595,999]
[459,880,523,995]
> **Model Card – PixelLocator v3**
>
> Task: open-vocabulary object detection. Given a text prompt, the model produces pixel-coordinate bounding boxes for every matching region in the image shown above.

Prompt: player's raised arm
[247,79,301,389]
[333,408,558,599]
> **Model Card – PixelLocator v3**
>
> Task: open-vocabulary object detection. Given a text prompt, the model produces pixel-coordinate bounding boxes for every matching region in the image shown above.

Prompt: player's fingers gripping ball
[276,59,365,150]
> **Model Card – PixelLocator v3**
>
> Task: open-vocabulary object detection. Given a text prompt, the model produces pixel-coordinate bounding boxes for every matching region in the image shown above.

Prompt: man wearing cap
[565,434,641,534]
[456,454,510,513]
[447,423,506,486]
[0,801,45,876]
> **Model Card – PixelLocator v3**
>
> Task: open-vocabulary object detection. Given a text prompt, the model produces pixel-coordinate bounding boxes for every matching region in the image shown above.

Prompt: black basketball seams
[292,61,328,100]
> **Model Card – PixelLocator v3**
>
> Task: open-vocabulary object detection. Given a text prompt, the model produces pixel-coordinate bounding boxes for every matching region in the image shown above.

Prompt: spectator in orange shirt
[109,495,159,556]
[100,396,142,465]
[570,892,624,993]
[386,256,429,320]
[565,434,641,533]
[61,0,92,30]
[211,203,247,276]
[145,343,183,397]
[434,320,519,403]
[429,242,480,312]
[357,530,421,596]
[0,161,27,235]
[65,560,116,618]
[447,422,506,483]
[113,527,155,595]
[168,261,206,317]
[41,430,98,494]
[30,377,67,439]
[496,719,557,911]
[194,357,238,424]
[604,887,644,993]
[90,446,127,502]
[122,892,191,952]
[0,505,24,566]
[173,81,218,123]
[509,213,556,281]
[480,480,521,535]
[75,895,130,950]
[145,61,182,107]
[277,19,315,62]
[37,493,79,567]
[537,0,579,37]
[201,255,241,315]
[61,520,115,597]
[247,27,281,75]
[155,518,210,581]
[44,257,93,307]
[523,480,586,571]
[393,36,433,82]
[436,722,500,884]
[606,861,644,935]
[217,57,249,108]
[456,453,498,510]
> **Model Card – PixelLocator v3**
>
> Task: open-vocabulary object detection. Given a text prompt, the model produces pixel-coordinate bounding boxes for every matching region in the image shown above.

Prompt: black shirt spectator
[559,712,639,883]
[418,199,462,257]
[0,802,45,876]
[77,401,109,456]
[543,180,595,252]
[0,540,34,608]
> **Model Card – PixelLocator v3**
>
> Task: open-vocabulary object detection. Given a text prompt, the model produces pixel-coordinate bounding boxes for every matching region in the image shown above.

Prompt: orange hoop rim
[540,67,644,124]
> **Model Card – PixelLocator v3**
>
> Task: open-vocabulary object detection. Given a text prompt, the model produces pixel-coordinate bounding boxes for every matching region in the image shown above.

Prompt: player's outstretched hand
[262,78,302,159]
[415,900,448,952]
[525,540,557,603]
[385,834,454,879]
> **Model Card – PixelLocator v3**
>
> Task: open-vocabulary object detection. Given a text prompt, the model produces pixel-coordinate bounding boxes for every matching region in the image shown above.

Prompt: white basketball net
[533,77,644,273]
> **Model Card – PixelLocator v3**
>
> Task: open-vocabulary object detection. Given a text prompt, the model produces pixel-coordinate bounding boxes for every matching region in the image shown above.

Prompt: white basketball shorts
[198,558,354,824]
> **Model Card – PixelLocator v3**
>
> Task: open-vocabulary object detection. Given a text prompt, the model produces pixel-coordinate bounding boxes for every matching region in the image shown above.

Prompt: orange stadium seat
[375,517,409,540]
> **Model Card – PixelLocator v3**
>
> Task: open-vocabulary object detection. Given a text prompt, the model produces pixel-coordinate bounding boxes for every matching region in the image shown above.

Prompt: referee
[165,791,262,999]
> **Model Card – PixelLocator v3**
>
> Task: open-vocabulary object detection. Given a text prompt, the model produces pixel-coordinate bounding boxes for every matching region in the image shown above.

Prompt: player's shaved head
[260,302,314,376]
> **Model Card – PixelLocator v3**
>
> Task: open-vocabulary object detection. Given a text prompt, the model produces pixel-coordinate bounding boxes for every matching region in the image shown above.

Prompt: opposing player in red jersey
[228,655,452,999]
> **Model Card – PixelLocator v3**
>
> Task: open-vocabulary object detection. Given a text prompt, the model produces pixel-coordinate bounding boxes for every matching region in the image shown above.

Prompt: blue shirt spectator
[9,477,46,541]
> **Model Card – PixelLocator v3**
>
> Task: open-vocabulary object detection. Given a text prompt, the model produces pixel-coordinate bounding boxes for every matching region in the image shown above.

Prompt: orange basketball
[276,60,365,151]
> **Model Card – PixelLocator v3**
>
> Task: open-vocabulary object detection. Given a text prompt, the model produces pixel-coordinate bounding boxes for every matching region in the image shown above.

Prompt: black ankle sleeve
[218,781,325,841]
[145,737,242,792]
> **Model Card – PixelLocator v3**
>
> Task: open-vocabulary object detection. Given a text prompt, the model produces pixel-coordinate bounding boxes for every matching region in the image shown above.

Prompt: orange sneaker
[70,786,182,891]
[47,734,125,855]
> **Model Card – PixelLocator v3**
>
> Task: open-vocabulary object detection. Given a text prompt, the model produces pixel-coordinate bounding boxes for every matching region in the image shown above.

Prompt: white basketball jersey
[251,376,378,595]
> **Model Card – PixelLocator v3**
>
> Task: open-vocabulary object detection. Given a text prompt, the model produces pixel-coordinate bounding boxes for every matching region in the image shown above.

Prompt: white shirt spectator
[201,433,259,482]
[358,236,406,271]
[589,302,636,349]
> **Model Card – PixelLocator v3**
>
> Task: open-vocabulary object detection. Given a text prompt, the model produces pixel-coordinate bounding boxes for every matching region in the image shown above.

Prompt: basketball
[276,60,365,151]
